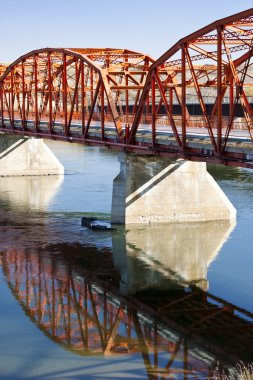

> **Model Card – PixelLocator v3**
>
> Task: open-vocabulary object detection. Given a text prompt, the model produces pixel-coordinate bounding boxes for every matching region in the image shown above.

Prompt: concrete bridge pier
[0,137,64,176]
[111,153,236,224]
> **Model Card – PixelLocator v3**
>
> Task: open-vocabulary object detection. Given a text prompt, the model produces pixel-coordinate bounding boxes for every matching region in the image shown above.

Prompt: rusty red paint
[0,10,253,168]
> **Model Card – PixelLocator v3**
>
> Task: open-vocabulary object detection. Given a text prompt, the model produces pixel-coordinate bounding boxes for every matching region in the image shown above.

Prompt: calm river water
[0,139,253,379]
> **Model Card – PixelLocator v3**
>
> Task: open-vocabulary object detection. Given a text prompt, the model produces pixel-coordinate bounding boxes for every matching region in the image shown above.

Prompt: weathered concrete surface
[111,153,236,224]
[0,138,64,176]
[112,220,236,294]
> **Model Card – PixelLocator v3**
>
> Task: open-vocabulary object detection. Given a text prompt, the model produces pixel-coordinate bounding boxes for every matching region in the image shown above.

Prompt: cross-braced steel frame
[0,48,153,143]
[1,9,253,168]
[130,8,253,168]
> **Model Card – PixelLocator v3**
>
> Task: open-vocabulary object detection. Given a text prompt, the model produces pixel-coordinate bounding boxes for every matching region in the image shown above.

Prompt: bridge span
[0,8,253,168]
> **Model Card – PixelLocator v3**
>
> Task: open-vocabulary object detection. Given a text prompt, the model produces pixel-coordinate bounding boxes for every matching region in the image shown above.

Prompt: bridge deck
[1,119,253,168]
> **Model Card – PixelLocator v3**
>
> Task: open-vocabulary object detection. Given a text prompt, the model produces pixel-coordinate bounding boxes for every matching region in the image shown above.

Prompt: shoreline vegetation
[217,363,253,380]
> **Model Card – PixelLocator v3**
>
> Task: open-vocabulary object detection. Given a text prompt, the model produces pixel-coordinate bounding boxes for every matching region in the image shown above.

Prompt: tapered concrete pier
[111,153,236,224]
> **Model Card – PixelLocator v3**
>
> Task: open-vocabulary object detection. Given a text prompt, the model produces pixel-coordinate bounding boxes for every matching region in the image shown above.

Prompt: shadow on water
[0,210,253,379]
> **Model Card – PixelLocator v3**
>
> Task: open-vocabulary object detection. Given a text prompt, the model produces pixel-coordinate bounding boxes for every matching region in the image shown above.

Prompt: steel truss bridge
[1,8,253,168]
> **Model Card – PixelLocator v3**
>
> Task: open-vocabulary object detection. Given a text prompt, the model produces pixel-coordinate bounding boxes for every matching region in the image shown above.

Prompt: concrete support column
[0,138,64,176]
[111,153,236,224]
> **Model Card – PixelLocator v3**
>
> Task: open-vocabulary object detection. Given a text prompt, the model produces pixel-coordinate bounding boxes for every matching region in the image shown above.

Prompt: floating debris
[81,217,114,231]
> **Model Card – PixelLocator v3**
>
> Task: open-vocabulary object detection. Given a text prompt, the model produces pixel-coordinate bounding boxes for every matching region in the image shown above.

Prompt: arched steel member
[0,48,153,143]
[129,8,253,163]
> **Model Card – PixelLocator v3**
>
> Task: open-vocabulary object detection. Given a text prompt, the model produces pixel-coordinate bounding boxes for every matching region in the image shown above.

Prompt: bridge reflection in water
[1,217,253,379]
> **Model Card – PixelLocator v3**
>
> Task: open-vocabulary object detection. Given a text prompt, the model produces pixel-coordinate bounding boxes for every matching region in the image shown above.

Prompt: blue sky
[1,0,252,63]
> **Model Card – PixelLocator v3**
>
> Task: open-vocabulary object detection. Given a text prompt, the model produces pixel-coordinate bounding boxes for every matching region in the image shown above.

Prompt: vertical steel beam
[151,72,156,147]
[185,47,217,151]
[34,54,39,130]
[3,89,12,128]
[155,97,163,115]
[222,31,253,147]
[63,53,68,134]
[26,78,30,119]
[155,72,182,147]
[126,75,129,125]
[22,60,26,130]
[85,79,101,138]
[10,69,14,128]
[75,60,79,113]
[132,71,146,115]
[81,60,85,135]
[146,91,150,120]
[217,27,223,155]
[169,87,173,114]
[181,44,187,150]
[47,53,53,133]
[0,83,3,128]
[90,68,94,104]
[101,82,105,140]
[67,61,81,134]
[8,92,10,122]
[229,77,234,118]
[101,69,123,142]
[125,58,129,126]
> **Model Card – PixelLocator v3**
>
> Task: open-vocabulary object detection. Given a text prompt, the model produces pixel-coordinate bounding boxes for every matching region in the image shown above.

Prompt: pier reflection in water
[113,221,236,293]
[0,175,64,211]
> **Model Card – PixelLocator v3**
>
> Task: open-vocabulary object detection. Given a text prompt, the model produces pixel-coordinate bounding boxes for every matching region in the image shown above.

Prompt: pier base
[0,138,64,176]
[111,153,236,224]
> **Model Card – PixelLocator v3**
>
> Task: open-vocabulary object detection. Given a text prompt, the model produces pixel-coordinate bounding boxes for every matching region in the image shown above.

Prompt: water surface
[0,139,253,379]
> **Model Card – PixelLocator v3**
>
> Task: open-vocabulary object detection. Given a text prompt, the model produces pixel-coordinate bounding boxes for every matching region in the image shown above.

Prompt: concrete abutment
[111,153,236,224]
[0,137,64,176]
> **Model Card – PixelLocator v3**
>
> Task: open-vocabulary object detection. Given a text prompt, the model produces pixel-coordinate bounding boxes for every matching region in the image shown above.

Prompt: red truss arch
[129,8,253,164]
[0,47,153,143]
[0,9,253,168]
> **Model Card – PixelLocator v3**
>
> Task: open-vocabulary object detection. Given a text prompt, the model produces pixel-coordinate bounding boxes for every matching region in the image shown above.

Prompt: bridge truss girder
[0,10,253,167]
[129,8,253,166]
[0,48,153,143]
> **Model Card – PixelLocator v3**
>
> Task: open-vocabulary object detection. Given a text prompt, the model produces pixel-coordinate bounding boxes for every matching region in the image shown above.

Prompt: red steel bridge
[1,8,253,168]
